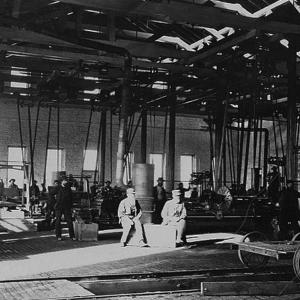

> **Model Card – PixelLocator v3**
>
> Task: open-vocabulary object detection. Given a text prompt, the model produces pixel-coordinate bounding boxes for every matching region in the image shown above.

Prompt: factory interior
[0,0,300,299]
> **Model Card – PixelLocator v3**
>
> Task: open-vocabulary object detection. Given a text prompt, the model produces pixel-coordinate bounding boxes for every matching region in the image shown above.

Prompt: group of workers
[118,186,187,248]
[117,176,188,248]
[40,175,187,246]
[3,165,296,246]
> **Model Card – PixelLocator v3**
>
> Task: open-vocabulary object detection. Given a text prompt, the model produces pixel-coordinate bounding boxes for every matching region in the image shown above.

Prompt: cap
[157,177,164,182]
[172,190,181,197]
[126,188,135,194]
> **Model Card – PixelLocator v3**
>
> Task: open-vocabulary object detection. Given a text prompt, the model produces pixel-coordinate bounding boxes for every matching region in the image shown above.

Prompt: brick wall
[0,99,211,190]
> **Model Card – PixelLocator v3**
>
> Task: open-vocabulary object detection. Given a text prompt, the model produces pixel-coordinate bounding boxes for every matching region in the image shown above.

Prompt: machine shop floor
[0,229,298,299]
[0,229,284,281]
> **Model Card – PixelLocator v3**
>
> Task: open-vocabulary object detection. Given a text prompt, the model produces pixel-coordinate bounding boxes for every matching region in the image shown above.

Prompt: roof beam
[57,0,300,34]
[0,26,89,49]
[0,43,202,73]
[90,38,191,59]
[0,25,190,59]
[184,29,257,64]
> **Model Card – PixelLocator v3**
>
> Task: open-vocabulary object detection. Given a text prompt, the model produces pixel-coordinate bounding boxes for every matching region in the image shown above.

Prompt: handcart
[236,231,300,279]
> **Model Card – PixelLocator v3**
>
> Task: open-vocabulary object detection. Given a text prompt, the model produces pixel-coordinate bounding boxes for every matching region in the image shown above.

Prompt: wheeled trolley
[236,231,300,280]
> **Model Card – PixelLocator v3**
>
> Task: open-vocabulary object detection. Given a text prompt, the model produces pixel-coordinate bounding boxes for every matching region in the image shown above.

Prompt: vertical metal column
[168,83,176,191]
[100,110,107,186]
[286,37,297,181]
[141,109,147,163]
[115,57,131,187]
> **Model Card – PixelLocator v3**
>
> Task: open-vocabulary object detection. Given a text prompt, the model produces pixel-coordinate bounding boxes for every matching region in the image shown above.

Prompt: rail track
[1,265,299,298]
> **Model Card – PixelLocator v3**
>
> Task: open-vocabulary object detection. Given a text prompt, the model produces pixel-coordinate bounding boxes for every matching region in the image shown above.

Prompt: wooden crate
[0,208,24,219]
[144,224,177,248]
[73,221,98,241]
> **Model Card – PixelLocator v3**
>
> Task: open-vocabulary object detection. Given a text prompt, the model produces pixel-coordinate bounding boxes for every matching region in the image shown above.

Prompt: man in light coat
[161,189,187,246]
[118,188,147,247]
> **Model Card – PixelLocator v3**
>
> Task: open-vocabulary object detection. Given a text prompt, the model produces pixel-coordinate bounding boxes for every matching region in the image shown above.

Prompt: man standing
[30,180,41,215]
[279,180,300,240]
[153,177,167,223]
[267,166,280,204]
[54,179,75,241]
[101,180,114,218]
[118,188,147,247]
[161,190,187,247]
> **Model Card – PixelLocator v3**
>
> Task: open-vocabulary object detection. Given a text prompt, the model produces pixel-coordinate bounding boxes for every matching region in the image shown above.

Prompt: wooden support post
[214,105,223,190]
[99,110,107,186]
[57,102,60,173]
[141,109,147,163]
[167,83,176,191]
[11,0,21,18]
[243,119,252,187]
[27,105,34,184]
[107,12,116,42]
[214,79,227,190]
[223,131,226,186]
[286,37,297,181]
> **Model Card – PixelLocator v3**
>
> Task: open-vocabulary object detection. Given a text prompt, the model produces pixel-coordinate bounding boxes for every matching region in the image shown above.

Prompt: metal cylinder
[133,163,154,197]
[132,163,154,223]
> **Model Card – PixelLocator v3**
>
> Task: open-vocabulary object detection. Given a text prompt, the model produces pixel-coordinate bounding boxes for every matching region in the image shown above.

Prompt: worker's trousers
[120,216,143,244]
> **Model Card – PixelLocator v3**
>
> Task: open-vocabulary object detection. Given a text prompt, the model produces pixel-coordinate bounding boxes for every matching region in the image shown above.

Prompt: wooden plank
[58,0,300,34]
[0,280,94,300]
[79,277,201,296]
[202,281,300,296]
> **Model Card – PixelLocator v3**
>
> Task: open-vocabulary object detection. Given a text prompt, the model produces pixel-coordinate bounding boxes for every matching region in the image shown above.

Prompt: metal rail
[0,265,292,284]
[0,265,297,299]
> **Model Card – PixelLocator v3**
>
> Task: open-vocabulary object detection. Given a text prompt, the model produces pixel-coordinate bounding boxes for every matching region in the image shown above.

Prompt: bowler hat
[157,177,164,182]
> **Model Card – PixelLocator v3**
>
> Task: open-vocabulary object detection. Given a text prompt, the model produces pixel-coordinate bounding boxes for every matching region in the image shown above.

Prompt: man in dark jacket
[153,177,167,223]
[279,180,300,240]
[54,179,75,240]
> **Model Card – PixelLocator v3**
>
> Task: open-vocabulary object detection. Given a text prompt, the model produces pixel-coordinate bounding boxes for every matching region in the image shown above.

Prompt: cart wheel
[238,231,269,268]
[292,233,300,242]
[293,247,300,280]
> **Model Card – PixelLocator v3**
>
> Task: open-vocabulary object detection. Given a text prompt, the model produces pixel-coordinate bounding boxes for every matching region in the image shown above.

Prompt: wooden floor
[0,279,94,300]
[0,229,295,299]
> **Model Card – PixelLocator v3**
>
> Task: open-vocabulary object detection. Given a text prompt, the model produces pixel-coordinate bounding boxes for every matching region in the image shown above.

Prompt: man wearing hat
[8,178,18,189]
[153,177,167,223]
[101,180,114,218]
[278,180,300,240]
[161,189,187,247]
[118,188,147,247]
[53,178,75,241]
[267,166,280,204]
